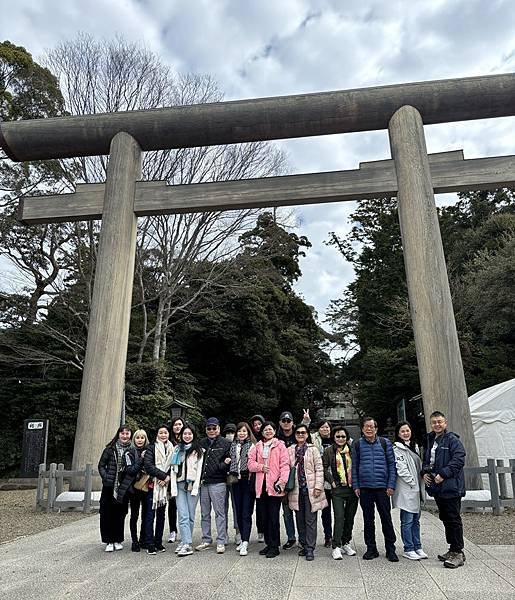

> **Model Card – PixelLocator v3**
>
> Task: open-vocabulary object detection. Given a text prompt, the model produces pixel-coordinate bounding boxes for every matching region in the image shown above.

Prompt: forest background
[1,36,513,476]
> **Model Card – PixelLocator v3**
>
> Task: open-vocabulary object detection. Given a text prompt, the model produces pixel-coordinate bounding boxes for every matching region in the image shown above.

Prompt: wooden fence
[425,458,515,515]
[36,463,99,513]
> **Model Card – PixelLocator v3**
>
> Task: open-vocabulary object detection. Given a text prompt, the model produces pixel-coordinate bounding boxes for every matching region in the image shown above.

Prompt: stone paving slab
[1,507,514,599]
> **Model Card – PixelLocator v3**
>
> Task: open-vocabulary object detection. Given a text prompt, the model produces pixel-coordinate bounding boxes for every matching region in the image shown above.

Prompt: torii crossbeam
[4,72,515,486]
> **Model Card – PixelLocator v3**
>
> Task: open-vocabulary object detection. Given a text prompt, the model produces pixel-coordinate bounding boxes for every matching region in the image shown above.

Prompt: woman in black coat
[98,424,132,552]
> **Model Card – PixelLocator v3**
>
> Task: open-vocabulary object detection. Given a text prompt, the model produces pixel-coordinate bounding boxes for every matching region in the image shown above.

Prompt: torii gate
[3,72,515,482]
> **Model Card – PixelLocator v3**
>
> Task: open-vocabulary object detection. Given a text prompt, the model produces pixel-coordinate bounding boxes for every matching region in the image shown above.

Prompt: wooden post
[36,463,46,510]
[510,459,515,499]
[388,105,481,488]
[487,458,503,515]
[56,463,65,497]
[496,459,508,499]
[47,462,57,512]
[71,132,141,489]
[84,464,92,513]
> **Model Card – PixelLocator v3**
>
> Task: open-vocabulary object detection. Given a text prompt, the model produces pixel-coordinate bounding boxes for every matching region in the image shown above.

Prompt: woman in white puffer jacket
[392,421,428,561]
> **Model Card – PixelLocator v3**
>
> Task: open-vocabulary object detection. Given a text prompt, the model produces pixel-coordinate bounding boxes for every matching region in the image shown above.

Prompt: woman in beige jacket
[287,423,328,561]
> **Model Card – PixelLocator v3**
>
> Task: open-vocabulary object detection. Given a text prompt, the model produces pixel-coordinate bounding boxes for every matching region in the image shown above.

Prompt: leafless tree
[42,33,286,363]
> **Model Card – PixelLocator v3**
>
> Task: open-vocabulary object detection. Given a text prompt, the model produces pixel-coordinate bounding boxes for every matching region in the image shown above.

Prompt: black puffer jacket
[98,445,128,487]
[115,447,145,502]
[200,436,231,484]
[143,443,172,481]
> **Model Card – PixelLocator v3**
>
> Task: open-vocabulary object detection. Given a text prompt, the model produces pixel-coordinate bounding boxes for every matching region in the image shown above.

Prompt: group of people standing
[98,409,466,568]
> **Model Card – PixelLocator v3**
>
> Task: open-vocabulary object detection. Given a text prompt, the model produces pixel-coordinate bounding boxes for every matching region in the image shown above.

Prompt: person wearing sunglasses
[287,423,327,561]
[323,426,358,560]
[196,417,232,554]
[277,409,310,549]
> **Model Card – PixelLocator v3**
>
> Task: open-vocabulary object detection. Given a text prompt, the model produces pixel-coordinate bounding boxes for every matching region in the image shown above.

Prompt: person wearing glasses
[322,426,358,560]
[196,417,232,554]
[422,411,466,569]
[248,421,290,558]
[352,416,398,562]
[277,409,311,549]
[287,423,327,561]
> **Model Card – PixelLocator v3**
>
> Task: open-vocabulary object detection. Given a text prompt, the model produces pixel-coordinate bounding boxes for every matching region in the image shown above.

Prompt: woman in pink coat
[248,420,290,558]
[287,423,327,561]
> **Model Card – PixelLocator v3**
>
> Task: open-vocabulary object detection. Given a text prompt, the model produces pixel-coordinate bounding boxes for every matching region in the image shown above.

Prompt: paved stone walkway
[1,508,514,599]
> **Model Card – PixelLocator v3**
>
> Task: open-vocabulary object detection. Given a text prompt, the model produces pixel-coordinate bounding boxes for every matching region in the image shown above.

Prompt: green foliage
[327,191,515,428]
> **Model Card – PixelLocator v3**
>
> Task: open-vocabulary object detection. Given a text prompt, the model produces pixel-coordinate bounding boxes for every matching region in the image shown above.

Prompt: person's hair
[294,422,312,444]
[235,422,257,445]
[131,429,149,450]
[261,420,277,435]
[394,421,418,453]
[317,420,331,432]
[331,425,350,445]
[360,416,378,428]
[170,417,185,443]
[179,423,203,458]
[430,411,446,420]
[155,423,170,442]
[106,424,131,448]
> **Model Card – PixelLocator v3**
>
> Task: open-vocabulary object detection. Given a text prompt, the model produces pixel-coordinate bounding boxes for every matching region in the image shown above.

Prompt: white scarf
[152,440,174,510]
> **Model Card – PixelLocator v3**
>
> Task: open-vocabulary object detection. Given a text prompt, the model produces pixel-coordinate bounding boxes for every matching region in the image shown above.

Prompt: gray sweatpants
[200,482,228,545]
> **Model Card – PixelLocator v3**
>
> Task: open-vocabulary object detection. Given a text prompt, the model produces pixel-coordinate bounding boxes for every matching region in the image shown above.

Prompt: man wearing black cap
[196,417,231,553]
[277,409,311,549]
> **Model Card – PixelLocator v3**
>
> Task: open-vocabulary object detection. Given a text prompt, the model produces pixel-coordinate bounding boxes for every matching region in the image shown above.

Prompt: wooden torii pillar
[4,72,515,485]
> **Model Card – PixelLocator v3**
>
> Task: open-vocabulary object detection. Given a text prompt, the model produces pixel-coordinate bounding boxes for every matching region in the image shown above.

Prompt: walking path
[1,508,514,599]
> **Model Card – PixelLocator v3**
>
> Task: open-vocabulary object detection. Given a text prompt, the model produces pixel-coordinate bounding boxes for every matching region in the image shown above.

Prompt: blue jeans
[282,498,296,541]
[176,485,199,546]
[400,509,421,552]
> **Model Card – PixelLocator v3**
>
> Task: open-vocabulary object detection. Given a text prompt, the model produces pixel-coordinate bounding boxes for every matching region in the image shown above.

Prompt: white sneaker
[195,542,212,551]
[332,547,343,560]
[415,549,428,559]
[239,541,248,556]
[342,543,356,556]
[257,533,265,543]
[235,532,242,545]
[216,544,225,554]
[403,550,421,560]
[168,532,176,543]
[177,544,193,556]
[236,543,242,551]
[105,543,114,552]
[113,543,123,551]
[175,543,184,554]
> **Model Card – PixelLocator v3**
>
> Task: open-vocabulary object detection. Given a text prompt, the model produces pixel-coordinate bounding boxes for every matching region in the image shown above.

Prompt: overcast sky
[2,0,515,333]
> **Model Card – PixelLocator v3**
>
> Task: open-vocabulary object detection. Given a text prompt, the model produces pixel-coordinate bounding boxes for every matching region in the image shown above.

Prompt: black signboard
[20,419,49,477]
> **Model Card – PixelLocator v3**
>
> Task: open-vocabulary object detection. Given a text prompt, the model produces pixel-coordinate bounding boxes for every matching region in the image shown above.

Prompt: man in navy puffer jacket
[352,416,398,561]
[422,410,466,569]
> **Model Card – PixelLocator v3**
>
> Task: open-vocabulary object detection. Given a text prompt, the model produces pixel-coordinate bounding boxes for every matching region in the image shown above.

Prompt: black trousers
[359,488,396,552]
[434,495,464,552]
[167,496,177,534]
[129,489,148,543]
[261,490,282,550]
[99,485,128,544]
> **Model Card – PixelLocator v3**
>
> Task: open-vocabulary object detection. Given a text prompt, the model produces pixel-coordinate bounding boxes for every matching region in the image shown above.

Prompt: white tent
[469,378,515,497]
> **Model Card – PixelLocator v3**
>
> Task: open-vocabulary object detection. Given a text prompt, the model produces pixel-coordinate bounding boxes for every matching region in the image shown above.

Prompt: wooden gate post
[388,105,480,486]
[71,132,141,488]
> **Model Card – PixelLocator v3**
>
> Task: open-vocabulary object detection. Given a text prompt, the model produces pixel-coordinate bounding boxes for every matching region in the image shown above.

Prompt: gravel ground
[0,489,94,544]
[1,489,514,546]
